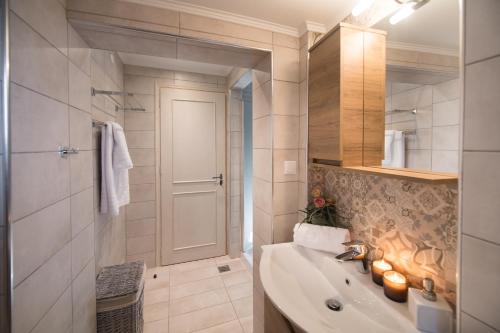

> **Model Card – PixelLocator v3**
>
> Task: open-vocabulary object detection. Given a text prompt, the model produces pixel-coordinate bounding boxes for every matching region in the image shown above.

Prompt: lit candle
[371,259,393,286]
[383,271,408,303]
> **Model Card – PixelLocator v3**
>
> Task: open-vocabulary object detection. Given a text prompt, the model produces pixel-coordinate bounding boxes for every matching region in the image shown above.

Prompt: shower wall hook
[59,146,80,158]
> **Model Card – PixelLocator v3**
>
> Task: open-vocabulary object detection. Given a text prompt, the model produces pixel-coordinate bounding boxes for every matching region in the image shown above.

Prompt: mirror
[373,0,460,174]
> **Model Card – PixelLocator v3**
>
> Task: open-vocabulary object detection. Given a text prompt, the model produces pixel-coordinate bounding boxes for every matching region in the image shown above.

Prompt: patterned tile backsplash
[309,164,458,305]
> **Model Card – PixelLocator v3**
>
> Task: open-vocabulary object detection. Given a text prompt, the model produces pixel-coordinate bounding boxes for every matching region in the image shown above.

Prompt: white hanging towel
[100,121,133,216]
[382,130,395,167]
[391,130,406,168]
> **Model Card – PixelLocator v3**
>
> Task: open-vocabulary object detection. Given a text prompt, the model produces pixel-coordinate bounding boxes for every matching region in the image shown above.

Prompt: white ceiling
[118,52,234,76]
[166,0,358,30]
[374,0,459,50]
[165,0,459,50]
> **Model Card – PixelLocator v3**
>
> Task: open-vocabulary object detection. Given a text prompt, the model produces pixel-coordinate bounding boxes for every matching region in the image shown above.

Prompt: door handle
[212,173,223,186]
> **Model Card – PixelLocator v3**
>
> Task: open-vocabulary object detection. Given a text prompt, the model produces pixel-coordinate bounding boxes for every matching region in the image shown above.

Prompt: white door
[160,88,226,265]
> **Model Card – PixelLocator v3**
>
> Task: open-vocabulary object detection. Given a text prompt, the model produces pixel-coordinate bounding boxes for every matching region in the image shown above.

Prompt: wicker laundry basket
[96,261,146,333]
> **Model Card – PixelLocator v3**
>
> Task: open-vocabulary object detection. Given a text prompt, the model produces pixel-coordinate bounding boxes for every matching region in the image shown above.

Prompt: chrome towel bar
[59,146,79,158]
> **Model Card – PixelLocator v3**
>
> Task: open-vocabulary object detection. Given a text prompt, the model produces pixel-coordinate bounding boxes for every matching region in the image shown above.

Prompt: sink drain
[325,298,343,312]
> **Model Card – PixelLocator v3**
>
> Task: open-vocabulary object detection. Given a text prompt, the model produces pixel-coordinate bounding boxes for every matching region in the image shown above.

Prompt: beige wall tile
[31,287,72,333]
[67,0,180,28]
[129,148,155,166]
[180,28,272,52]
[273,149,298,182]
[272,32,299,49]
[299,114,307,150]
[129,166,155,184]
[433,99,460,127]
[297,181,308,211]
[299,46,308,82]
[72,259,97,333]
[432,125,459,150]
[125,65,174,79]
[127,234,155,256]
[70,150,93,194]
[11,13,68,103]
[11,0,68,55]
[406,149,431,170]
[11,152,70,221]
[127,251,156,268]
[126,218,156,238]
[252,80,272,119]
[461,235,500,330]
[69,63,91,113]
[431,150,459,173]
[11,83,69,153]
[461,312,498,333]
[124,75,155,95]
[253,207,272,245]
[253,178,272,214]
[13,199,70,286]
[71,224,94,279]
[68,24,91,75]
[126,201,155,221]
[464,56,500,151]
[273,115,299,149]
[71,187,94,238]
[13,244,71,333]
[273,47,300,83]
[463,152,500,245]
[465,0,500,63]
[253,149,272,182]
[125,131,155,148]
[253,116,272,149]
[433,78,459,103]
[273,81,299,116]
[125,112,155,131]
[273,213,297,243]
[180,13,272,44]
[70,107,92,150]
[273,182,299,215]
[299,80,307,115]
[130,183,156,203]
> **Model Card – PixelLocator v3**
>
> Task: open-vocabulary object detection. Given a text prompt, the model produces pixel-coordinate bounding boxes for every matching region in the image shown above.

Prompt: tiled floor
[143,256,253,333]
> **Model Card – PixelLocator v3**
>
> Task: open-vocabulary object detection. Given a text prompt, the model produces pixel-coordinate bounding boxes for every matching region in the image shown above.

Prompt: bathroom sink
[260,243,420,333]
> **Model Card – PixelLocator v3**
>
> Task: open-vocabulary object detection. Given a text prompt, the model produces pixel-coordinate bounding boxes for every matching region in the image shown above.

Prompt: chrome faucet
[335,240,370,274]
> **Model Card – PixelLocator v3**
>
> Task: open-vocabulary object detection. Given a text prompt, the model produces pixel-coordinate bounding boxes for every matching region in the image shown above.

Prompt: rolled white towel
[293,223,351,255]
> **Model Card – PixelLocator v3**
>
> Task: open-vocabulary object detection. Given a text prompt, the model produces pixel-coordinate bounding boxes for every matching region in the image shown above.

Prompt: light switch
[284,161,297,175]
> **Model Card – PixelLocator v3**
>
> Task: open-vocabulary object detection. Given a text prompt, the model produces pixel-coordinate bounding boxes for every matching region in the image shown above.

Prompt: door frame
[155,82,229,266]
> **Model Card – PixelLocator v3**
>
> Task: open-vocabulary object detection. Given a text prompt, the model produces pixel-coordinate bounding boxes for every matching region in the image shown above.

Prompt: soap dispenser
[408,278,453,333]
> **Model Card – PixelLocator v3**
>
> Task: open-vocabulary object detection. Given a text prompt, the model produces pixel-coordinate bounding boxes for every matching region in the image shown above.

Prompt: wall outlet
[284,161,297,175]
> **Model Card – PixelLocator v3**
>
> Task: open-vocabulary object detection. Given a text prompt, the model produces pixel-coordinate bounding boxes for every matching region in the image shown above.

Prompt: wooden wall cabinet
[308,23,386,167]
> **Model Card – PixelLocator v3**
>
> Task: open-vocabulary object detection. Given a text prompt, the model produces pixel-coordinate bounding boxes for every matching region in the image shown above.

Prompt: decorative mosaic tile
[308,165,458,305]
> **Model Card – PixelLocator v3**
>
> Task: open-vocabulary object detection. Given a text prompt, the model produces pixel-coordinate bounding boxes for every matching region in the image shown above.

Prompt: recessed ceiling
[374,0,459,50]
[167,0,358,29]
[118,52,234,76]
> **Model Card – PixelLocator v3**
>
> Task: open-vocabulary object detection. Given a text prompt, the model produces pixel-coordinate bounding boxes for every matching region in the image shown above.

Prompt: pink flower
[314,197,326,208]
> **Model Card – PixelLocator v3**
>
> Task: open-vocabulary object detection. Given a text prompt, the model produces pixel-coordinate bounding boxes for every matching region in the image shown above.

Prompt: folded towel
[100,121,133,216]
[293,223,351,254]
[392,130,405,168]
[382,130,395,167]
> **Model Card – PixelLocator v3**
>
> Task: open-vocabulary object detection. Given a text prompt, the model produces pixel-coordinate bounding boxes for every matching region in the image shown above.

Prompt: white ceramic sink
[260,243,421,333]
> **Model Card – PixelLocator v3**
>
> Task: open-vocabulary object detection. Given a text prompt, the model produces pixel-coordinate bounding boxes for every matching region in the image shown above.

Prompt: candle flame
[374,259,392,271]
[385,271,406,284]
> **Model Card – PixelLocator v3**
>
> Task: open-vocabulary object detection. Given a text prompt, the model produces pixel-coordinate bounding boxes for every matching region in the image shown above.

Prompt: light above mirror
[390,0,430,25]
[352,0,375,17]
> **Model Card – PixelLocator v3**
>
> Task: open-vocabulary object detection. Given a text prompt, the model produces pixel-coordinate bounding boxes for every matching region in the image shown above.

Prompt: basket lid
[96,261,145,301]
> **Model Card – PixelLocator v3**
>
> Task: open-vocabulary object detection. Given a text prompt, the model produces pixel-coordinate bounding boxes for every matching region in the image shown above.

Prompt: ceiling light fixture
[389,0,430,25]
[352,0,375,17]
